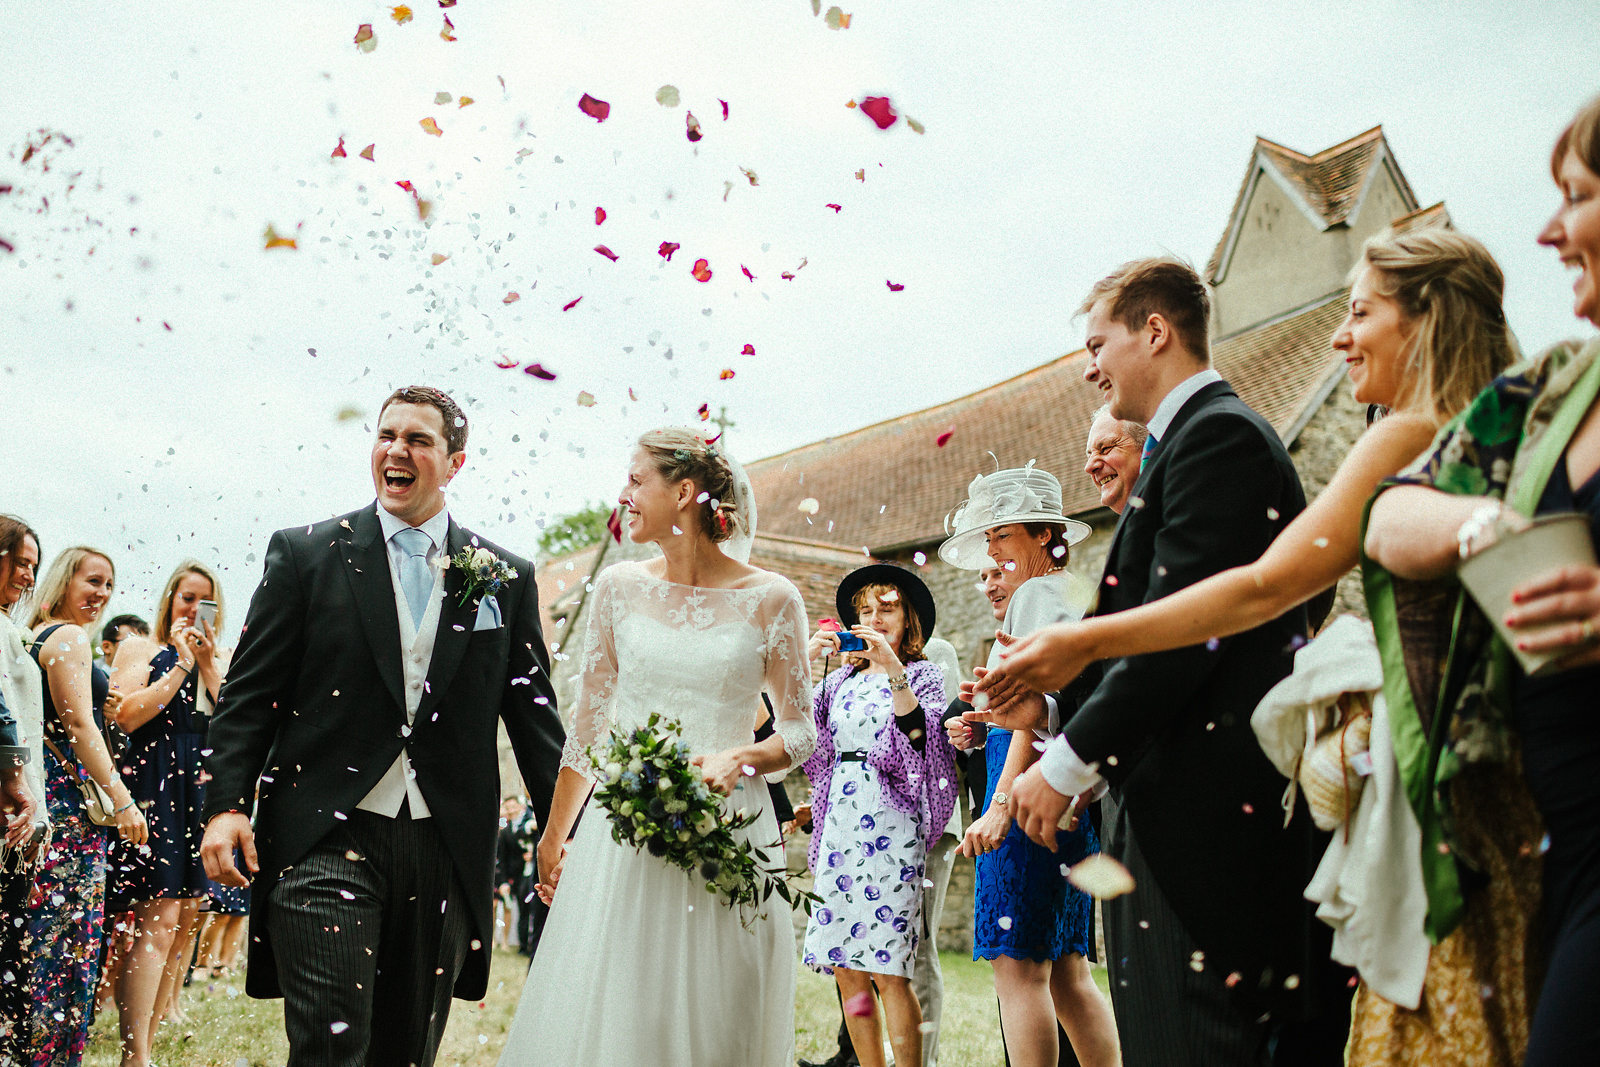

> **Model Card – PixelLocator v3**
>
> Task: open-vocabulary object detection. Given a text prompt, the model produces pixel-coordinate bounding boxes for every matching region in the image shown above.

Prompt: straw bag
[1299,691,1373,834]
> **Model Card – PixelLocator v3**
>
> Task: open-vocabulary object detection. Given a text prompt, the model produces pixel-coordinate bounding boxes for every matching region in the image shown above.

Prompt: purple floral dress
[801,660,956,977]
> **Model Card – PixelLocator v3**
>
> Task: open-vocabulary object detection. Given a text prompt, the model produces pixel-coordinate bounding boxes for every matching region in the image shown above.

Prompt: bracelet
[114,798,137,815]
[1456,501,1503,560]
[173,663,193,679]
[887,673,910,693]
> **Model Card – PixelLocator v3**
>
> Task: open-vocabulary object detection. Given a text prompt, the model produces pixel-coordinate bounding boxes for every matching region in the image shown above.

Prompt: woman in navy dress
[107,559,227,1067]
[940,465,1120,1067]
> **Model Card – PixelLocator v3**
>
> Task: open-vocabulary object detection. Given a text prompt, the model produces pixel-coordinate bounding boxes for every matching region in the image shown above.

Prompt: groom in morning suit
[976,261,1343,1066]
[201,386,564,1067]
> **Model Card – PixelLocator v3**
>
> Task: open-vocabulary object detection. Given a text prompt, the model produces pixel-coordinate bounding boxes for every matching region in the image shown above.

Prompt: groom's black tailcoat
[1060,380,1327,1023]
[203,504,563,1002]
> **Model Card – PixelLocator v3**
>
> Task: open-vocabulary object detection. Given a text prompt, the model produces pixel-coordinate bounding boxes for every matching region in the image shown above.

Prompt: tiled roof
[1207,127,1417,282]
[747,290,1351,553]
[1391,201,1451,234]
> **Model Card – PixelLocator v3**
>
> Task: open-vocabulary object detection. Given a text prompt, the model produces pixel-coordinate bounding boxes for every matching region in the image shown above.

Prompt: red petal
[395,179,416,194]
[886,280,905,292]
[859,96,898,130]
[741,344,756,355]
[605,508,623,543]
[741,265,755,282]
[439,14,456,41]
[691,258,713,283]
[697,403,710,421]
[493,354,519,369]
[562,296,583,311]
[658,241,680,262]
[578,93,611,122]
[719,369,735,380]
[685,112,702,142]
[720,99,729,120]
[935,426,954,447]
[503,291,519,304]
[818,617,841,632]
[594,206,606,225]
[706,432,724,446]
[330,137,348,158]
[594,245,619,262]
[524,363,557,381]
[825,203,842,213]
[359,143,376,161]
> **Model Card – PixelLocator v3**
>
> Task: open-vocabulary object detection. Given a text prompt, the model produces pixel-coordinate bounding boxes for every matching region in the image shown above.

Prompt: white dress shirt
[359,504,450,818]
[1037,366,1222,798]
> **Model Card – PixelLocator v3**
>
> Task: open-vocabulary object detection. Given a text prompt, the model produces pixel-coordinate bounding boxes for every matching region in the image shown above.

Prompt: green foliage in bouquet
[587,712,820,925]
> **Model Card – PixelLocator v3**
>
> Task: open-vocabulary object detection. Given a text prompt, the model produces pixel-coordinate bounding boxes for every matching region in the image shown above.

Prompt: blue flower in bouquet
[449,545,518,606]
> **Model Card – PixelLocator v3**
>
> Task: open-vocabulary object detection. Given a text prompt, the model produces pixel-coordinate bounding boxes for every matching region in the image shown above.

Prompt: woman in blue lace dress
[940,466,1120,1067]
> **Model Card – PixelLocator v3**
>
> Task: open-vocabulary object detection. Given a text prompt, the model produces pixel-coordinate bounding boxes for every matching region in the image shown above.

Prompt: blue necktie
[1140,433,1159,472]
[392,527,433,627]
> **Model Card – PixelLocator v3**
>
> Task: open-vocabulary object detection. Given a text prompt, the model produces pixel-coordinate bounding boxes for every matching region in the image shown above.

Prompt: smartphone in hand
[196,600,219,631]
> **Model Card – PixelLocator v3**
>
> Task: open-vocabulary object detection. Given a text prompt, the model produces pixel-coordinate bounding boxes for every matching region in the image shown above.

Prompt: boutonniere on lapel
[448,546,518,607]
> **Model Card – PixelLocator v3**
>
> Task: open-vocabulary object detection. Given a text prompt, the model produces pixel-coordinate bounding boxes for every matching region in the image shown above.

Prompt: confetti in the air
[741,344,756,355]
[391,6,413,25]
[431,253,448,265]
[359,143,375,161]
[798,498,820,515]
[741,265,755,282]
[825,6,852,29]
[606,509,623,543]
[697,403,711,421]
[825,203,842,213]
[419,117,443,137]
[434,92,452,105]
[524,364,557,381]
[658,241,681,262]
[1066,854,1136,900]
[354,24,377,53]
[934,426,954,447]
[686,112,703,142]
[562,296,583,311]
[719,369,735,380]
[691,258,713,283]
[859,96,898,129]
[594,206,607,225]
[886,280,905,292]
[719,100,730,120]
[740,167,759,186]
[576,391,596,407]
[263,224,298,250]
[330,137,347,159]
[594,245,619,262]
[578,94,611,122]
[656,85,680,108]
[502,292,520,304]
[439,14,456,41]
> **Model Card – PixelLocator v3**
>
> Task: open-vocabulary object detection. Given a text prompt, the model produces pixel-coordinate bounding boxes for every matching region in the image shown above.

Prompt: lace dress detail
[503,560,815,1067]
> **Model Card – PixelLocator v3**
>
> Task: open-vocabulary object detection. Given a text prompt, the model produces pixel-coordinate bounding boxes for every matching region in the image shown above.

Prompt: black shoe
[797,1056,859,1067]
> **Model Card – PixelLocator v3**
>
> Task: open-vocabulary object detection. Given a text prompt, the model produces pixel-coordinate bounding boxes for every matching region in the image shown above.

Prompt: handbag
[41,735,119,827]
[1298,691,1373,835]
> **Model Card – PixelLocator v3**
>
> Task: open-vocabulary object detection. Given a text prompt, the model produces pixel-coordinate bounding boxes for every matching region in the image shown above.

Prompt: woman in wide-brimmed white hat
[940,462,1119,1067]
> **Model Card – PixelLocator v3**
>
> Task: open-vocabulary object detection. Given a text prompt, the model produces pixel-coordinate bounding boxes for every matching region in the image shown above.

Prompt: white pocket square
[473,595,504,631]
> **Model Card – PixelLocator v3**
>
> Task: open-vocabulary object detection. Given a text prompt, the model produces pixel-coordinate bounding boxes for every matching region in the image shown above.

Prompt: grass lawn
[86,948,1109,1065]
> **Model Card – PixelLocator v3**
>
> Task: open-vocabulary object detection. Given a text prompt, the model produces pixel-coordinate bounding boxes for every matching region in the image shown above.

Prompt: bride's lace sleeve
[559,566,621,780]
[761,581,817,779]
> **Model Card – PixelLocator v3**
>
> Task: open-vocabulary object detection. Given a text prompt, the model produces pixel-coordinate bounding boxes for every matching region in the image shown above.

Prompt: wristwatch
[991,791,1010,809]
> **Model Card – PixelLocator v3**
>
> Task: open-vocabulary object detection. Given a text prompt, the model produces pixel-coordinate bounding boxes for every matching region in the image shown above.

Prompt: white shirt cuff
[1037,694,1061,740]
[1038,734,1106,798]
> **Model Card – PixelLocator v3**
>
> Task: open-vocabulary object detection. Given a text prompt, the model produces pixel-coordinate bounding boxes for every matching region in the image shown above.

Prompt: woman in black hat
[800,564,959,1067]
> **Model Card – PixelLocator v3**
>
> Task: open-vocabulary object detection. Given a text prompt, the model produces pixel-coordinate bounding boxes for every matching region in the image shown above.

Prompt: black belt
[838,750,868,762]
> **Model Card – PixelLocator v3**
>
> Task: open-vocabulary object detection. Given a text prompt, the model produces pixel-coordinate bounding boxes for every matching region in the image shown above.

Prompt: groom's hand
[1010,766,1070,850]
[201,811,259,887]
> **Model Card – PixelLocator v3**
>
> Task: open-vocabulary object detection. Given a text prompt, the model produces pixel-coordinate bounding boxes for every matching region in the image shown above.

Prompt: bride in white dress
[500,427,817,1066]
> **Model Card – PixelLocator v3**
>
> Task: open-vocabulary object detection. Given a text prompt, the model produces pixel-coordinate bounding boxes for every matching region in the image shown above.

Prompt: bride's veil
[721,446,757,565]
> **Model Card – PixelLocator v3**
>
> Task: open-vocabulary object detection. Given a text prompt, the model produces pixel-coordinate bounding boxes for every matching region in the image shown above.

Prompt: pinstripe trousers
[1102,797,1272,1067]
[268,810,472,1067]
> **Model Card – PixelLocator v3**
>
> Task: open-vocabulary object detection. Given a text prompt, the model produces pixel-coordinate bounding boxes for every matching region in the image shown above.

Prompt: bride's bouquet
[588,712,819,924]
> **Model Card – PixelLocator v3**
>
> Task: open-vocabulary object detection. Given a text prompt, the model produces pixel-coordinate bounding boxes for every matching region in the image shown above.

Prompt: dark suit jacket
[203,504,563,1001]
[1059,380,1323,1016]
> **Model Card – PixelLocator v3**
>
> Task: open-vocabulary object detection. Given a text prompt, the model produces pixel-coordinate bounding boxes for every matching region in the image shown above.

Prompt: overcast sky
[3,0,1596,638]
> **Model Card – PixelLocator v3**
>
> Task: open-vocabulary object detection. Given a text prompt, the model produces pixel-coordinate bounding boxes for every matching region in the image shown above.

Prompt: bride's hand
[690,750,748,795]
[535,836,567,902]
